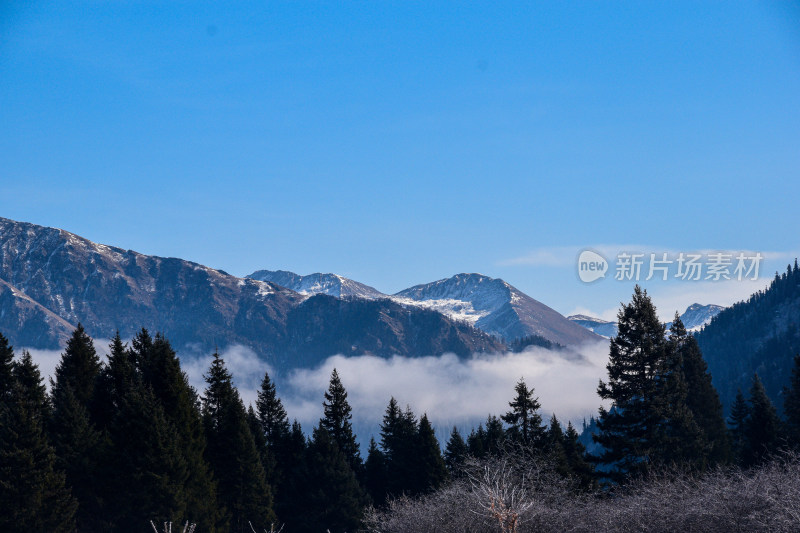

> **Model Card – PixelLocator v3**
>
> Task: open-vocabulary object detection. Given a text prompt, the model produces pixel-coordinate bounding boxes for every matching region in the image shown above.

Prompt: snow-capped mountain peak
[247,270,385,300]
[393,273,600,345]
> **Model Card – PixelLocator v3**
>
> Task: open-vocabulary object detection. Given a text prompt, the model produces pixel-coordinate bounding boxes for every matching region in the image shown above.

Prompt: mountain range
[696,264,800,413]
[249,270,599,345]
[0,217,597,370]
[567,303,725,339]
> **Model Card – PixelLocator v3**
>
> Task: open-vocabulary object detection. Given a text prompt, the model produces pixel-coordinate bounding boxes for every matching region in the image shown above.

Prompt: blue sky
[2,1,799,319]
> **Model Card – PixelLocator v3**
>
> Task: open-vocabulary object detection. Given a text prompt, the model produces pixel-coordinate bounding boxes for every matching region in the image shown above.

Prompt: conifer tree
[298,426,367,533]
[743,373,783,466]
[92,332,135,431]
[444,426,468,474]
[380,398,419,497]
[0,333,13,400]
[256,369,290,446]
[656,316,705,467]
[320,368,362,477]
[49,325,104,530]
[248,405,276,485]
[782,354,800,448]
[137,333,221,531]
[0,379,77,532]
[672,316,731,465]
[12,350,50,418]
[274,420,308,530]
[728,389,749,465]
[414,414,448,494]
[105,384,191,531]
[545,415,570,477]
[364,437,388,505]
[594,286,671,481]
[51,324,101,406]
[502,378,545,448]
[563,421,596,491]
[202,353,275,532]
[467,424,487,458]
[483,415,507,455]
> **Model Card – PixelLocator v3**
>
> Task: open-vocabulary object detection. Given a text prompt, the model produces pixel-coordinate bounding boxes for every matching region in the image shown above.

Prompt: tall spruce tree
[298,426,368,533]
[502,378,545,448]
[0,333,13,400]
[274,420,308,531]
[380,398,419,497]
[202,353,275,532]
[444,426,468,474]
[728,389,750,465]
[364,437,388,505]
[0,377,78,533]
[134,332,221,531]
[743,373,783,466]
[414,414,448,494]
[655,316,705,467]
[49,325,104,530]
[671,316,731,466]
[563,421,596,491]
[782,354,800,448]
[12,350,50,418]
[594,286,680,481]
[320,368,362,477]
[108,384,191,531]
[256,370,290,446]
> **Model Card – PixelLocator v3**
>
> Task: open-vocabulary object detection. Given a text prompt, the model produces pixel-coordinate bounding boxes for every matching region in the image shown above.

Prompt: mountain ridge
[0,217,502,367]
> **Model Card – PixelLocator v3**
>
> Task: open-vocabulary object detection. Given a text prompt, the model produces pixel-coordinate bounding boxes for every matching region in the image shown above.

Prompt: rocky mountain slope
[0,217,502,367]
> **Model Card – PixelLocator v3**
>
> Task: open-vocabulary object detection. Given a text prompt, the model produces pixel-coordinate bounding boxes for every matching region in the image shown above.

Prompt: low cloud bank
[26,340,612,442]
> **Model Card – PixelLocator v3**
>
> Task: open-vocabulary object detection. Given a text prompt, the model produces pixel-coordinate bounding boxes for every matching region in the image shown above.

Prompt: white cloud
[181,344,274,409]
[281,342,610,433]
[25,339,613,443]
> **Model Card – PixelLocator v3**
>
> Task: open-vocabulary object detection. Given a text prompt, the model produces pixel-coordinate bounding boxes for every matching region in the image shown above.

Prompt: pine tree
[728,389,749,465]
[136,333,221,531]
[49,324,104,530]
[248,405,276,484]
[92,332,135,431]
[414,414,448,494]
[297,426,368,533]
[254,370,293,524]
[364,437,388,505]
[501,378,545,448]
[743,373,783,466]
[594,286,671,481]
[545,415,570,477]
[202,353,275,532]
[12,350,50,418]
[655,316,705,467]
[51,324,101,406]
[320,368,362,477]
[467,424,487,458]
[380,398,419,497]
[484,415,507,455]
[105,384,191,531]
[673,316,731,465]
[0,333,14,400]
[563,421,596,491]
[444,426,468,474]
[0,380,78,532]
[256,369,290,446]
[274,420,307,531]
[782,354,800,448]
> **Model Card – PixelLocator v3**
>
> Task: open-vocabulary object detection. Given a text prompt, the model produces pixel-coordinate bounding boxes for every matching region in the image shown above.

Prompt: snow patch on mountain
[247,270,384,300]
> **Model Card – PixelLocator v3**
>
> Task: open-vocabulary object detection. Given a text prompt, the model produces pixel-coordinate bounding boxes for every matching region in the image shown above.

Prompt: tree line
[2,285,800,531]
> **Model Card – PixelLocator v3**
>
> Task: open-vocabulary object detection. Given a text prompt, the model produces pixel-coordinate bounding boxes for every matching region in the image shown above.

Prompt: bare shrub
[365,451,800,533]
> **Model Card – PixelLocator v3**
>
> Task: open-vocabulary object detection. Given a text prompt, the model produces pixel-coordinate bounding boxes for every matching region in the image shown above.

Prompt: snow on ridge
[389,296,490,326]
